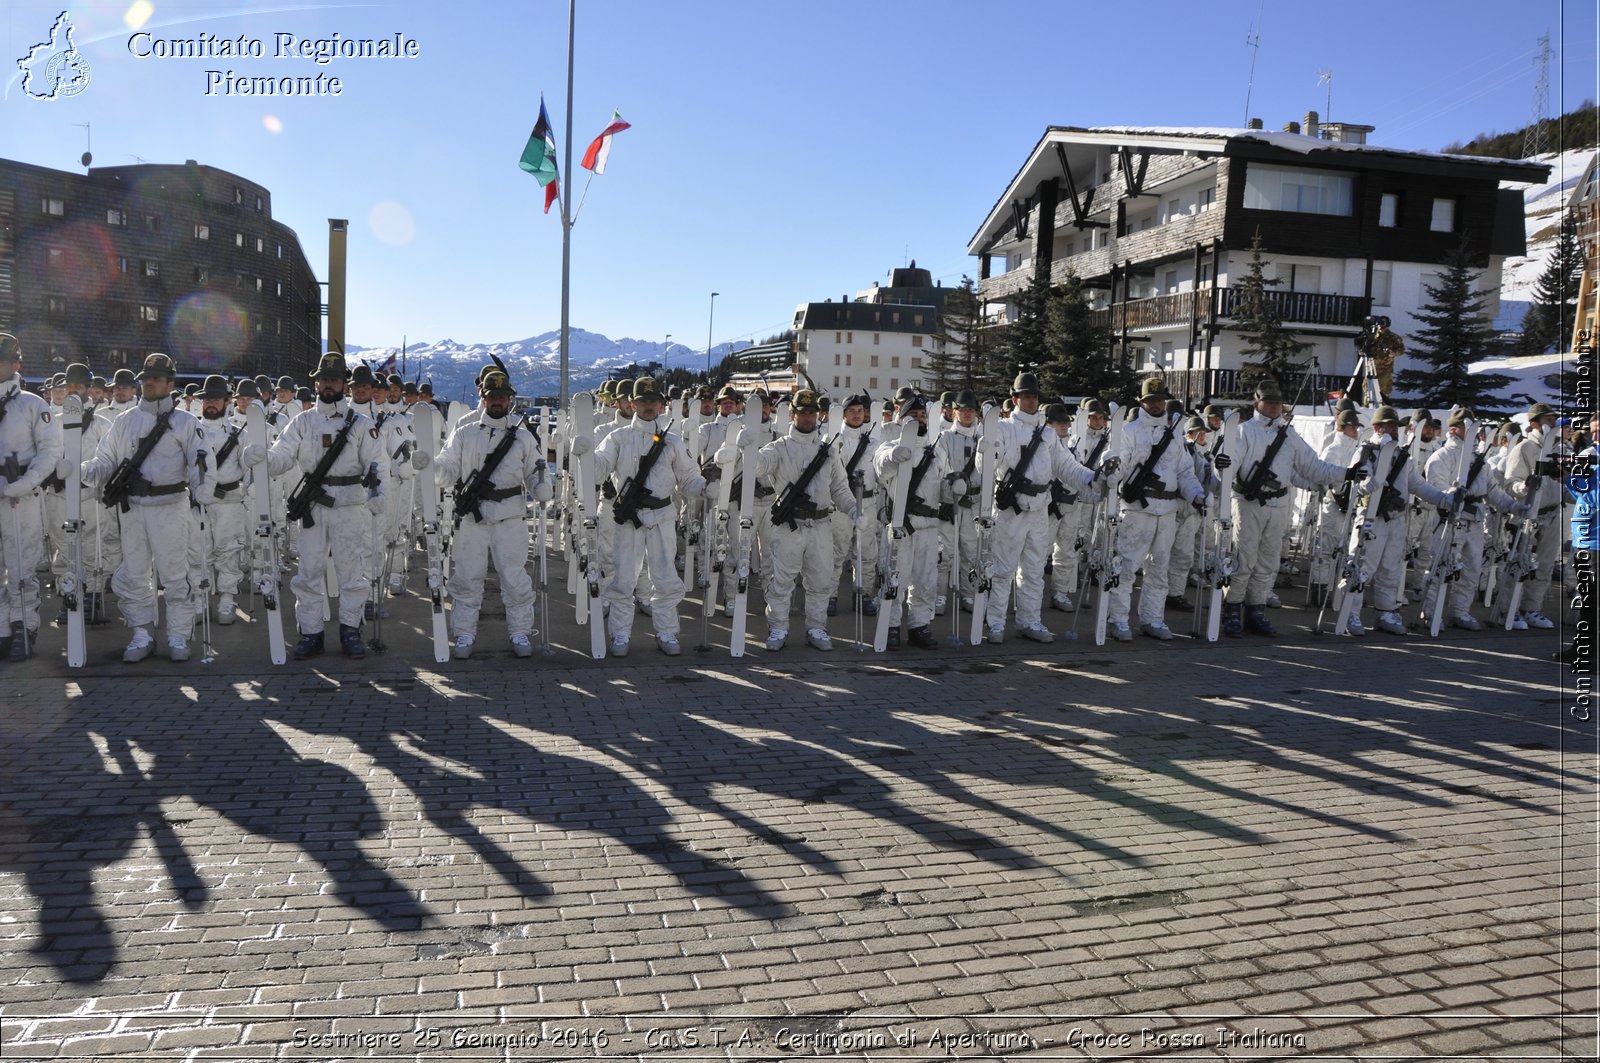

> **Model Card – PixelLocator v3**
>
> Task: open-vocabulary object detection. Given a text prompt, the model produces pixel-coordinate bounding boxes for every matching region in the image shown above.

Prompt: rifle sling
[1238,424,1292,501]
[775,440,836,529]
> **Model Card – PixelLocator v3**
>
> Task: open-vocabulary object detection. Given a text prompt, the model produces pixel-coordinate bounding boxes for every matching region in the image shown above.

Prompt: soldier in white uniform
[0,335,64,658]
[937,390,983,614]
[1220,380,1350,638]
[874,397,951,650]
[1307,408,1366,615]
[985,373,1107,644]
[245,353,387,660]
[579,376,705,657]
[430,368,549,659]
[1345,406,1454,635]
[1501,403,1565,630]
[1422,407,1524,630]
[1106,377,1205,642]
[1049,398,1112,613]
[751,389,863,651]
[79,353,202,662]
[829,392,883,617]
[190,375,250,626]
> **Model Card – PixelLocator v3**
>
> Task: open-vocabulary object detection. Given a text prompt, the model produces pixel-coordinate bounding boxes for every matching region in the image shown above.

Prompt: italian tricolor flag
[581,112,632,174]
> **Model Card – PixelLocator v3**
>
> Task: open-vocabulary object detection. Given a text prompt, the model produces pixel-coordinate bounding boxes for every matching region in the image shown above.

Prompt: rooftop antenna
[74,122,91,167]
[1317,68,1333,123]
[1523,32,1552,158]
[1242,0,1265,126]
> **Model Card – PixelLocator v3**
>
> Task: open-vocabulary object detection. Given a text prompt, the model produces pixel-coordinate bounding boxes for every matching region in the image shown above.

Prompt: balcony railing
[1163,369,1355,406]
[1091,288,1372,332]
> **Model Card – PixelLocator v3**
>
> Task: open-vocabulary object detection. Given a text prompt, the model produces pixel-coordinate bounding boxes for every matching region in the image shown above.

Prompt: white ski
[874,426,915,653]
[1204,410,1240,642]
[1423,415,1475,637]
[410,401,450,663]
[61,395,87,668]
[571,393,606,659]
[246,401,286,665]
[728,400,762,657]
[1093,402,1124,646]
[969,405,1003,646]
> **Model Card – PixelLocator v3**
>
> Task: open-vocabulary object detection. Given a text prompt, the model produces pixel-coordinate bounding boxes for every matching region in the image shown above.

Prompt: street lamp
[706,292,719,377]
[662,333,672,370]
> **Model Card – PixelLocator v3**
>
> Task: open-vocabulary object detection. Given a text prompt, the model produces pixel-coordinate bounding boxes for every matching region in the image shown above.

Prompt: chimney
[1282,121,1301,134]
[1247,118,1263,130]
[1304,110,1320,139]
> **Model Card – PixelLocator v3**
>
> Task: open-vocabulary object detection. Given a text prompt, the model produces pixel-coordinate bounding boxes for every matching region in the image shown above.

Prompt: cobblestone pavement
[0,571,1594,1061]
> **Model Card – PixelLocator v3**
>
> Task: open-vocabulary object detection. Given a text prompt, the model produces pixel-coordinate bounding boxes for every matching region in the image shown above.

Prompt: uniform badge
[322,434,333,449]
[41,411,51,423]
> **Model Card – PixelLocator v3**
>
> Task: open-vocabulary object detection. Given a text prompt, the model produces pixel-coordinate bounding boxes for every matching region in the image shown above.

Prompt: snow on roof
[1081,125,1549,172]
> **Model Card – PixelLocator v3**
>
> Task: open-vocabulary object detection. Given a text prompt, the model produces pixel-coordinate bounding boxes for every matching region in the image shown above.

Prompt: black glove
[1344,464,1365,482]
[1192,498,1207,514]
[703,463,721,482]
[1214,453,1232,470]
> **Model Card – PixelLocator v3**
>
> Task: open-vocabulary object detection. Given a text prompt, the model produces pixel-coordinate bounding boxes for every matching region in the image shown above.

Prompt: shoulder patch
[370,428,381,439]
[42,411,51,423]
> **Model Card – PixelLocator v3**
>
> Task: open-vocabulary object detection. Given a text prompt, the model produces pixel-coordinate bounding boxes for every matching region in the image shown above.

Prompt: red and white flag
[581,112,632,174]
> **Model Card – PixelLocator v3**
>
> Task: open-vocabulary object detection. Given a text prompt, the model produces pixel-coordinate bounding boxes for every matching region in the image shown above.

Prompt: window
[890,356,900,369]
[873,333,880,345]
[106,303,130,326]
[234,187,244,205]
[833,353,840,365]
[868,377,879,389]
[46,295,67,319]
[235,232,246,248]
[1288,264,1321,291]
[42,197,65,216]
[255,195,263,213]
[255,237,265,253]
[194,224,210,240]
[1243,163,1354,216]
[138,304,159,322]
[275,281,283,297]
[255,277,264,292]
[1198,187,1215,211]
[911,335,923,348]
[1379,193,1400,228]
[143,260,159,278]
[911,357,921,369]
[846,332,853,343]
[144,213,161,232]
[195,266,210,283]
[833,376,840,388]
[913,314,924,326]
[1367,265,1392,307]
[117,256,128,274]
[1161,341,1175,367]
[891,311,900,325]
[835,331,841,343]
[47,248,65,268]
[106,208,127,227]
[1167,197,1182,221]
[235,272,246,289]
[870,355,879,367]
[1199,262,1215,285]
[1165,270,1180,294]
[276,243,283,258]
[108,349,128,367]
[1430,198,1456,232]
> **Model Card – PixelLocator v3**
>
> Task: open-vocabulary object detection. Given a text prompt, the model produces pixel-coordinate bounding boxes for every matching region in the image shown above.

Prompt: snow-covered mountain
[1496,146,1596,332]
[345,329,748,403]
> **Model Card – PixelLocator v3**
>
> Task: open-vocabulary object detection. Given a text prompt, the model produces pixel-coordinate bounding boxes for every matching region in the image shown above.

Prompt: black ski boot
[1221,603,1245,639]
[908,625,938,649]
[293,630,324,660]
[885,627,900,649]
[1244,604,1278,637]
[8,622,32,660]
[339,623,367,659]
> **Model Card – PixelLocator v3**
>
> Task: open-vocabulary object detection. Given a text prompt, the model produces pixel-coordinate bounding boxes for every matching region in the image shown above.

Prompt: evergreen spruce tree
[1524,211,1584,353]
[1393,241,1516,415]
[988,274,1052,399]
[1040,272,1128,403]
[924,277,985,395]
[1233,231,1312,394]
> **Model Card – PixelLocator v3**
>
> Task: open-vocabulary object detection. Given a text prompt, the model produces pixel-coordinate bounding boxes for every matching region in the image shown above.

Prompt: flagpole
[558,0,575,412]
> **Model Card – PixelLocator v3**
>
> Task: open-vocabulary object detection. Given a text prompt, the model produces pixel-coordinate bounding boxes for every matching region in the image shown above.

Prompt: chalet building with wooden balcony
[968,115,1549,405]
[0,156,321,381]
[791,264,952,400]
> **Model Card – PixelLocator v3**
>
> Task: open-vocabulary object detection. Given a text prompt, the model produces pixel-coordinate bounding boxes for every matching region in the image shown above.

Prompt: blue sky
[2,0,1596,360]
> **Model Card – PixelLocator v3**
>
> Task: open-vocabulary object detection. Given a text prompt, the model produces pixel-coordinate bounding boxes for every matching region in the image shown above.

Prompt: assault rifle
[101,407,175,512]
[284,409,359,528]
[995,426,1045,514]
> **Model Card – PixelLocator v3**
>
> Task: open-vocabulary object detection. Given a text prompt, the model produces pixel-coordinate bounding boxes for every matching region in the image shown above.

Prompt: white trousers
[449,514,535,639]
[114,500,196,635]
[1109,507,1176,627]
[290,504,371,633]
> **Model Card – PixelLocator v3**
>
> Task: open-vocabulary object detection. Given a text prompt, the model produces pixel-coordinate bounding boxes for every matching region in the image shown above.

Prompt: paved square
[1,592,1594,1061]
